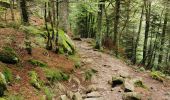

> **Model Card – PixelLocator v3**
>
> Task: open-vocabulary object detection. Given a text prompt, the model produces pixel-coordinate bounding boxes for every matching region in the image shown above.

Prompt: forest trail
[75,39,170,100]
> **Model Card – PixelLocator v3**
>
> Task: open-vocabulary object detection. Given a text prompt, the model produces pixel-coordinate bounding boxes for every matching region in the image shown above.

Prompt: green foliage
[0,46,19,64]
[44,68,69,83]
[3,68,13,83]
[84,69,98,80]
[28,71,42,90]
[6,22,21,29]
[43,87,54,100]
[150,71,165,82]
[28,59,47,67]
[0,72,7,97]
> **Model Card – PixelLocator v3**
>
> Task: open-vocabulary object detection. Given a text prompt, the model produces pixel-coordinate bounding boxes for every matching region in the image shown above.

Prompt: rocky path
[75,39,170,100]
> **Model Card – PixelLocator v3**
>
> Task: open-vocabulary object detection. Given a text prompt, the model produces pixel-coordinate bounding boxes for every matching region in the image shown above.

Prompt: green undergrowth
[28,59,48,67]
[68,54,81,69]
[28,71,42,90]
[44,68,69,83]
[150,71,165,82]
[2,68,13,83]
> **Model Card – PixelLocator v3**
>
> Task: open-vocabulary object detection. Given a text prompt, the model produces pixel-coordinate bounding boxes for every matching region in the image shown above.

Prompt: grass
[44,68,69,83]
[43,87,54,100]
[28,59,48,67]
[28,71,42,90]
[150,71,165,82]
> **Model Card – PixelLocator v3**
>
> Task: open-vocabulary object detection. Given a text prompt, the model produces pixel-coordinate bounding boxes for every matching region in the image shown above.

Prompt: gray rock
[86,85,97,93]
[122,92,141,100]
[66,91,74,99]
[124,79,134,92]
[112,76,124,87]
[60,95,70,100]
[72,92,83,100]
[86,92,101,98]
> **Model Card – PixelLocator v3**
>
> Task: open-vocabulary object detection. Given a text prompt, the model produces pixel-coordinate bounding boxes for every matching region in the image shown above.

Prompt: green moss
[28,59,47,67]
[3,68,13,83]
[28,71,41,90]
[134,80,146,88]
[0,46,19,64]
[84,69,98,80]
[6,94,24,100]
[151,71,165,82]
[44,68,69,83]
[0,72,7,97]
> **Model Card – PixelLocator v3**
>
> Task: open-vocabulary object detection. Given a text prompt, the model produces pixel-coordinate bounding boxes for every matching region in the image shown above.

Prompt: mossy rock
[133,79,146,88]
[112,76,124,87]
[0,72,7,97]
[28,71,41,90]
[28,59,47,67]
[0,47,19,64]
[122,92,141,100]
[58,30,75,55]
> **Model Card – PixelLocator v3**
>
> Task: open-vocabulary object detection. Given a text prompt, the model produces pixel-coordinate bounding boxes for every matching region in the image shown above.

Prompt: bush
[3,68,13,83]
[28,71,41,90]
[0,46,19,64]
[28,59,47,67]
[44,68,69,83]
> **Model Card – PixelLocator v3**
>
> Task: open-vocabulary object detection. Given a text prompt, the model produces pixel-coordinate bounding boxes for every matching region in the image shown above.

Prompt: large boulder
[0,47,19,64]
[58,30,75,55]
[0,72,7,97]
[124,79,134,92]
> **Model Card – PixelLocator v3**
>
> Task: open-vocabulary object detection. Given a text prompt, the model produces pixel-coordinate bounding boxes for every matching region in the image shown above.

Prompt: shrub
[28,59,47,67]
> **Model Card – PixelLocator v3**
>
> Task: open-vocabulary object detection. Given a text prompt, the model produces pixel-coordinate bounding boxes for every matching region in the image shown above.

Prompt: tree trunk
[158,8,168,69]
[20,0,29,24]
[134,5,144,64]
[142,0,151,65]
[95,0,105,49]
[113,0,121,57]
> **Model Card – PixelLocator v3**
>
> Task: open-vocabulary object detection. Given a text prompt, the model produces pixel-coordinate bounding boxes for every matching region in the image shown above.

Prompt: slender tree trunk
[134,5,144,64]
[158,8,168,69]
[55,0,59,53]
[142,0,151,65]
[113,0,121,57]
[95,0,105,49]
[20,0,29,24]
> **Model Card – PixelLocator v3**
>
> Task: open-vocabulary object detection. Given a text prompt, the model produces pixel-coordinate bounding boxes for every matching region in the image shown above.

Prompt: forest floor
[75,39,170,100]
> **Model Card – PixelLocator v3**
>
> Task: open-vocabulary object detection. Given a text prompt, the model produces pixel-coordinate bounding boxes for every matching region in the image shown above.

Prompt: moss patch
[28,71,42,90]
[151,71,165,82]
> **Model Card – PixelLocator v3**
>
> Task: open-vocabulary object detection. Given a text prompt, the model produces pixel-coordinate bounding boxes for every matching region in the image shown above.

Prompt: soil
[75,39,170,100]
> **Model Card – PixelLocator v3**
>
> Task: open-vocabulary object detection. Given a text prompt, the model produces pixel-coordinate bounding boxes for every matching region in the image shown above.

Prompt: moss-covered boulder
[58,30,75,55]
[0,47,19,64]
[0,72,7,97]
[122,92,141,100]
[112,76,124,87]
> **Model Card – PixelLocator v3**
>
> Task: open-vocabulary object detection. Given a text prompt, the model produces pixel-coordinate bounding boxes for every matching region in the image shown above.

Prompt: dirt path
[75,39,170,100]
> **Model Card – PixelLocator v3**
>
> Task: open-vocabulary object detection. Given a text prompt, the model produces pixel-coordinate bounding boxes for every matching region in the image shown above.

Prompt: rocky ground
[73,39,170,100]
